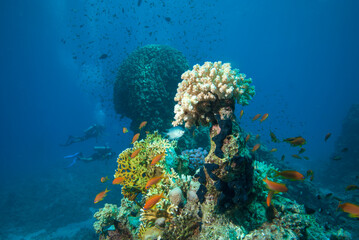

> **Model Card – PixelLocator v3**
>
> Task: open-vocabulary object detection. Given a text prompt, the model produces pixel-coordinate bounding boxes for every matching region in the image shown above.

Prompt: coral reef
[93,204,120,234]
[114,132,176,199]
[173,61,255,128]
[113,44,189,132]
[178,147,207,175]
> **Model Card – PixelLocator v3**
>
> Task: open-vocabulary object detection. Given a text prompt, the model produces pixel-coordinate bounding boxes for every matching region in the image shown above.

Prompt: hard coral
[93,204,120,234]
[113,44,189,132]
[114,132,176,198]
[173,61,255,128]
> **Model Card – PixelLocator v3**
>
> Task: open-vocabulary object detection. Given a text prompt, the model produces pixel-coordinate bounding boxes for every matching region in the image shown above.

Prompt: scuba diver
[63,146,115,168]
[60,124,105,146]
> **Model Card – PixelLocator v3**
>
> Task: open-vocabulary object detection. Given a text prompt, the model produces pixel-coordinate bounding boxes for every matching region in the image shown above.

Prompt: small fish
[99,53,108,59]
[274,170,304,181]
[270,148,277,152]
[139,121,147,130]
[240,110,244,119]
[306,170,314,181]
[94,188,110,203]
[165,127,185,140]
[131,133,140,144]
[324,133,332,142]
[338,202,359,218]
[151,153,165,165]
[303,156,309,160]
[252,114,261,121]
[143,193,165,210]
[164,17,171,22]
[263,176,288,192]
[292,154,302,159]
[123,127,128,133]
[283,136,307,147]
[341,148,349,152]
[345,185,359,191]
[101,176,109,183]
[266,190,275,207]
[260,113,269,123]
[281,155,285,161]
[252,144,261,152]
[270,131,279,143]
[131,149,141,158]
[245,134,250,142]
[298,148,306,154]
[332,156,342,161]
[255,134,260,139]
[112,177,125,185]
[145,174,164,189]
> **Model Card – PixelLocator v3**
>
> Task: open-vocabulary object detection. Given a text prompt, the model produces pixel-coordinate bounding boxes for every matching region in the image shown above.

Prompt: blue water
[1,0,358,239]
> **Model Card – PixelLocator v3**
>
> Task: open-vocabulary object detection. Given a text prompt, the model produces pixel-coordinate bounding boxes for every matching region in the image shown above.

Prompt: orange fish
[139,121,147,130]
[112,177,125,185]
[338,202,359,218]
[131,133,140,144]
[266,190,274,207]
[325,133,332,141]
[101,176,109,183]
[240,110,244,119]
[145,174,164,189]
[292,154,302,159]
[252,144,261,152]
[283,136,306,147]
[263,176,288,192]
[123,127,128,133]
[245,134,250,142]
[151,153,165,165]
[274,170,304,181]
[260,113,269,123]
[143,193,165,210]
[252,114,261,121]
[270,148,277,152]
[94,188,110,204]
[255,134,260,139]
[131,149,141,158]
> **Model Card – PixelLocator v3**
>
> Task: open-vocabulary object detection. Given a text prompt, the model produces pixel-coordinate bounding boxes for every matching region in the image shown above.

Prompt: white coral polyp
[172,61,255,128]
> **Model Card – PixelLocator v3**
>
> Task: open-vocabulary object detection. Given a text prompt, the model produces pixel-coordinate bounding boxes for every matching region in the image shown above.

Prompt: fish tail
[336,201,341,211]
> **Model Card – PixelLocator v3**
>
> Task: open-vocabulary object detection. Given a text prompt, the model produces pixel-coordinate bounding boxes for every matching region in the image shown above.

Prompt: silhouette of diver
[60,124,104,146]
[64,146,115,168]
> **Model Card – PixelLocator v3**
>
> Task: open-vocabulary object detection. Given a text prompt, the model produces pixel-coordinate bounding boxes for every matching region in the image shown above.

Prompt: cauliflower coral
[173,61,255,128]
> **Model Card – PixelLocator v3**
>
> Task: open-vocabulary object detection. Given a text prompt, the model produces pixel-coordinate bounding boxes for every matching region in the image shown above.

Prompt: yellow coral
[114,132,176,198]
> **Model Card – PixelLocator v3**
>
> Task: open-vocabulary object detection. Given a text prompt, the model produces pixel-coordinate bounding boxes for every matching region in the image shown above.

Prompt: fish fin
[349,213,359,218]
[337,201,342,211]
[105,188,111,193]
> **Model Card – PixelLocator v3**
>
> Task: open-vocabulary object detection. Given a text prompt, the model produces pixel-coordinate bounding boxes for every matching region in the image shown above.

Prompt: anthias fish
[292,154,302,159]
[263,176,288,192]
[151,153,165,165]
[139,121,147,130]
[240,110,244,119]
[260,113,269,122]
[284,136,307,147]
[267,190,275,207]
[245,134,250,142]
[131,149,141,158]
[324,133,332,141]
[101,176,109,183]
[145,174,164,189]
[131,133,140,144]
[345,185,359,191]
[270,148,277,152]
[252,144,261,152]
[112,177,125,185]
[94,188,110,203]
[123,127,128,133]
[143,193,165,210]
[338,202,359,218]
[274,170,304,181]
[252,114,261,121]
[298,148,306,154]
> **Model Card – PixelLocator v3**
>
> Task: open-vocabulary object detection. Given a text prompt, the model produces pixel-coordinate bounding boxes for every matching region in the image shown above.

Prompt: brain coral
[173,61,255,128]
[113,44,189,132]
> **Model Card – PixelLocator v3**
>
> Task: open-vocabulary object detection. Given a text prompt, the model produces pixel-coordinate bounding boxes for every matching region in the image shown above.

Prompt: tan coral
[173,61,255,128]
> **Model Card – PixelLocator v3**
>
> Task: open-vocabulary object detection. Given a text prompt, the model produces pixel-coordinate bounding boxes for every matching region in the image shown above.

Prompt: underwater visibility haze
[1,0,359,239]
